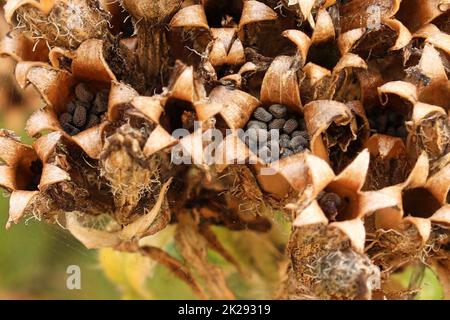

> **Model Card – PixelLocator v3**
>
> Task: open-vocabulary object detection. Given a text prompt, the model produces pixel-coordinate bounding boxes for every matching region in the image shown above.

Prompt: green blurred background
[0,194,120,299]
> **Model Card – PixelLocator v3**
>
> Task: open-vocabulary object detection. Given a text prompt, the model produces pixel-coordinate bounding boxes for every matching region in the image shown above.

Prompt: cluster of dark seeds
[317,191,342,221]
[368,108,407,138]
[243,104,309,162]
[59,83,108,136]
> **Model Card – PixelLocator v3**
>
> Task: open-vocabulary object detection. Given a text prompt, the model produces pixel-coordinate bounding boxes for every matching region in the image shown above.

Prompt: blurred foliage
[391,265,444,300]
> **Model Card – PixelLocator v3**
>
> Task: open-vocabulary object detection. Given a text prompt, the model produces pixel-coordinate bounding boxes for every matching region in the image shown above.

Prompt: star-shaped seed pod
[406,102,450,171]
[15,42,116,159]
[304,100,370,173]
[169,1,278,74]
[135,62,272,231]
[409,26,450,110]
[338,0,412,58]
[364,152,450,273]
[13,40,177,228]
[301,53,368,104]
[0,129,119,228]
[363,133,410,191]
[205,31,313,211]
[280,0,336,27]
[283,149,382,300]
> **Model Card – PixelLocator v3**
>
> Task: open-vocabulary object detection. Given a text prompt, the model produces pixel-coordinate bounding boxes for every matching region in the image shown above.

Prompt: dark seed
[268,118,285,130]
[290,135,308,149]
[283,119,298,134]
[59,112,73,125]
[62,123,80,136]
[253,107,273,122]
[73,105,87,127]
[66,101,76,113]
[268,104,287,118]
[247,120,267,130]
[75,83,94,103]
[318,192,342,220]
[85,114,99,129]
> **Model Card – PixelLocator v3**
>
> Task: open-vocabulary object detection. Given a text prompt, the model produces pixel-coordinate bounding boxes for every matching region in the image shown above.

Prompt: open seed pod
[284,149,381,300]
[19,61,111,159]
[364,80,417,142]
[409,28,450,111]
[5,0,113,49]
[304,100,370,173]
[280,0,335,27]
[363,134,410,191]
[301,53,368,104]
[364,152,450,274]
[169,0,285,77]
[406,102,450,170]
[338,0,412,58]
[0,129,117,229]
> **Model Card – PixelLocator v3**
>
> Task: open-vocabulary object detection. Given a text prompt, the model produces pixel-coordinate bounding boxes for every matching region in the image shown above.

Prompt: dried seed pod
[304,100,370,172]
[363,134,410,191]
[100,82,176,224]
[362,153,450,274]
[208,85,261,129]
[259,30,311,110]
[0,130,117,228]
[284,150,381,300]
[72,104,87,127]
[406,102,450,167]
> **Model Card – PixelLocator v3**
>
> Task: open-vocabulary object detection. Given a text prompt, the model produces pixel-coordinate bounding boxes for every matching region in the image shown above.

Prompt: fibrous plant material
[0,0,449,300]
